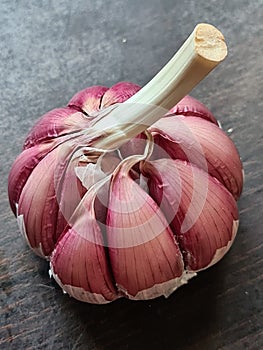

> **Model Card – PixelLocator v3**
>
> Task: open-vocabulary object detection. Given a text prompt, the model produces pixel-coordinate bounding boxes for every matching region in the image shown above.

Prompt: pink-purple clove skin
[8,81,244,303]
[68,86,108,115]
[8,140,59,215]
[142,159,239,271]
[17,141,85,257]
[106,167,186,299]
[17,145,69,257]
[100,82,141,108]
[50,191,119,303]
[168,95,218,124]
[67,82,140,115]
[23,108,90,149]
[51,226,119,303]
[150,116,243,199]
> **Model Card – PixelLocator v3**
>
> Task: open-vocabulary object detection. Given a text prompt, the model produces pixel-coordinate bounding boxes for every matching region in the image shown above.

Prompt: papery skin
[8,81,243,303]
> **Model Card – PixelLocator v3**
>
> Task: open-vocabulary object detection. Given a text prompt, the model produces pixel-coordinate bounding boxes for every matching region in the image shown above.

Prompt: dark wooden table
[1,1,262,349]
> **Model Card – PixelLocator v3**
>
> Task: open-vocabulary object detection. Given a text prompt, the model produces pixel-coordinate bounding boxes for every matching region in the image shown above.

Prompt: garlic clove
[168,95,218,125]
[68,85,108,115]
[23,108,91,150]
[50,186,118,303]
[9,134,84,217]
[151,115,243,199]
[100,82,141,109]
[142,158,239,271]
[50,228,118,303]
[17,141,79,257]
[8,140,61,215]
[17,147,62,257]
[106,165,185,299]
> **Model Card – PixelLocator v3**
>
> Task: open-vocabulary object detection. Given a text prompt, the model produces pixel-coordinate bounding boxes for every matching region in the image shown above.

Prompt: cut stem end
[194,23,227,62]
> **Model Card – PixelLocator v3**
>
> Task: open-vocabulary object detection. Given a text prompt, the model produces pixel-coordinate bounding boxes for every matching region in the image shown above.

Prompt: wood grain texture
[0,0,262,349]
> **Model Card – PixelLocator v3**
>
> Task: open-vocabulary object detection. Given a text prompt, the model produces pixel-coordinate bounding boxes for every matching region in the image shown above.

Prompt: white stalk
[92,23,227,150]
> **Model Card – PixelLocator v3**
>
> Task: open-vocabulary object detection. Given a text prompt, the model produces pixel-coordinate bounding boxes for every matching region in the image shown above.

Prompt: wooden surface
[0,1,262,349]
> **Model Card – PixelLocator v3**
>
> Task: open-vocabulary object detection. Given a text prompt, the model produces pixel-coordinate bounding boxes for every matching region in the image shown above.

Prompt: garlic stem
[93,23,227,150]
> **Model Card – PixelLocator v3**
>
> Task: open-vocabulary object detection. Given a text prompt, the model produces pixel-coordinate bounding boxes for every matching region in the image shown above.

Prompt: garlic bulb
[8,24,243,303]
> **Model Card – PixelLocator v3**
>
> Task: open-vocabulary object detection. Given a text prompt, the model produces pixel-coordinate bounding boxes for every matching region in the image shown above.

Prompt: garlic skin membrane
[8,82,243,303]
